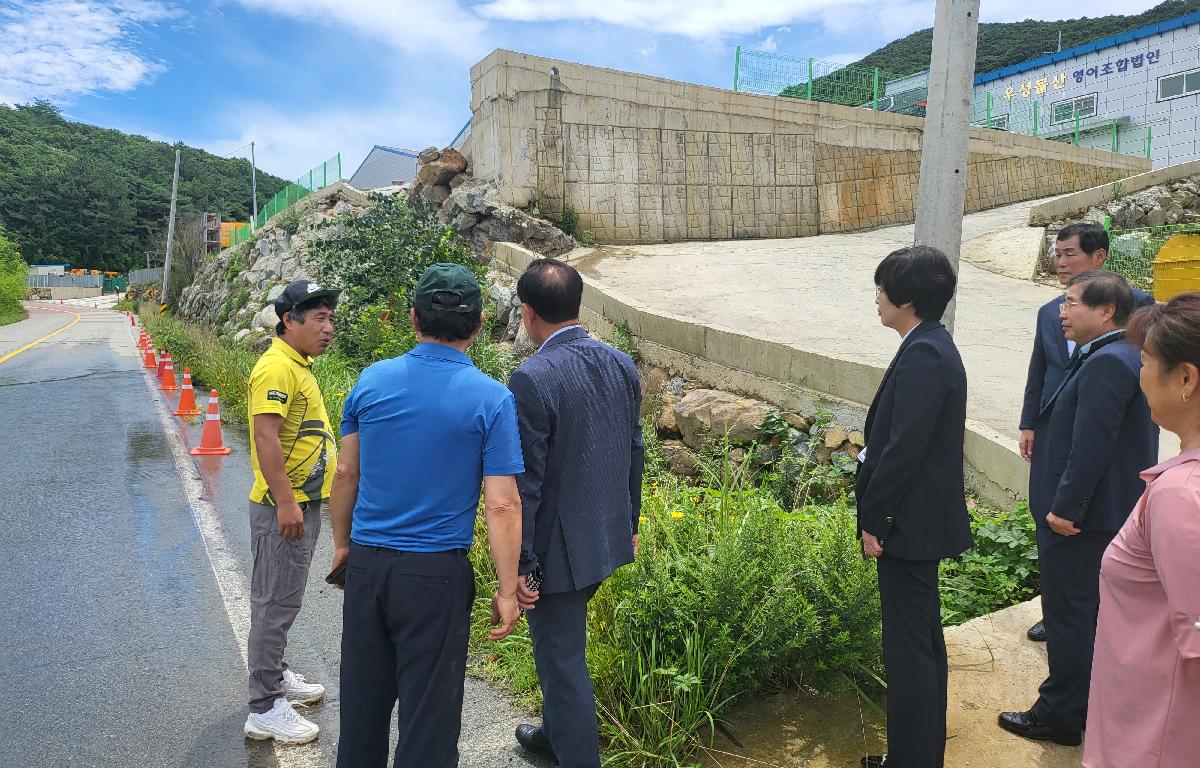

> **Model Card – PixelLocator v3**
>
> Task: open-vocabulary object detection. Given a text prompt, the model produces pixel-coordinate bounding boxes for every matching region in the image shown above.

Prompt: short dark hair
[276,296,337,336]
[517,258,583,324]
[1057,223,1109,256]
[1128,293,1200,372]
[414,291,482,342]
[873,246,957,321]
[1068,270,1135,325]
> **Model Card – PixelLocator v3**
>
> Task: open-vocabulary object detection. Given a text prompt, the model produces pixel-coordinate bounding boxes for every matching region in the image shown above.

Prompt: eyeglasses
[1059,297,1083,311]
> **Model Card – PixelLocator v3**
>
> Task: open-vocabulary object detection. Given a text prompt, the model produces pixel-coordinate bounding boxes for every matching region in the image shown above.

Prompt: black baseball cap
[412,264,482,313]
[274,279,342,318]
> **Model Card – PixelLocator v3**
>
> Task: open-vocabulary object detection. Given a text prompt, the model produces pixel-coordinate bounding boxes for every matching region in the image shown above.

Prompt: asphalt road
[0,303,552,768]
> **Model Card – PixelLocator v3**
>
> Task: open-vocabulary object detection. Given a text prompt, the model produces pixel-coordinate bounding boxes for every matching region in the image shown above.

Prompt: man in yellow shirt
[243,279,340,746]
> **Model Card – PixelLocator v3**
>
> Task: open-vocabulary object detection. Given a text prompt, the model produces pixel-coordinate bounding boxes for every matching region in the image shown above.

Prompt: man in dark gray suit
[508,258,644,768]
[1018,222,1152,642]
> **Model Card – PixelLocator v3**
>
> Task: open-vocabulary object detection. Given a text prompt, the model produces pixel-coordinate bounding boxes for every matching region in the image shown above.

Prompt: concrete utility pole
[250,141,259,229]
[913,0,981,334]
[160,149,181,312]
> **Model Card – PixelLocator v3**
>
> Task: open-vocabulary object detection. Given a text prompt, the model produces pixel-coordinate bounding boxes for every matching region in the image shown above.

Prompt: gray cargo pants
[248,499,322,713]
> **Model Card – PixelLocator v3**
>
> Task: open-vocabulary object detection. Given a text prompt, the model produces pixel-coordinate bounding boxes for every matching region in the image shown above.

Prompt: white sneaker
[282,669,326,705]
[244,697,320,744]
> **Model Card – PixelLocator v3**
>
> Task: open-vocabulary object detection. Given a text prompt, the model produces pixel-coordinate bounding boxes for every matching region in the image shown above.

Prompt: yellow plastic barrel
[1152,234,1200,302]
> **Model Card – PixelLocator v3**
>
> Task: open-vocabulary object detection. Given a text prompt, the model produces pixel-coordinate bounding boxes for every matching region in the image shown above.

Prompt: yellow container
[1152,234,1200,302]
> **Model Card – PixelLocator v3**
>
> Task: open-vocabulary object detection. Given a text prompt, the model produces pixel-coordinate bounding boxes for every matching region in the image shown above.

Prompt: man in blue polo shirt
[327,263,523,768]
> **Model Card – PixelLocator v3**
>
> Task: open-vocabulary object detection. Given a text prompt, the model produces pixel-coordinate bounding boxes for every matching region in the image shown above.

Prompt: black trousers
[527,583,602,768]
[336,543,474,768]
[1031,527,1115,733]
[877,554,947,768]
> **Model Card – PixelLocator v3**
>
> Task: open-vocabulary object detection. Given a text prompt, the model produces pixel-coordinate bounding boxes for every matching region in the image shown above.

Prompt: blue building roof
[974,11,1200,86]
[348,145,420,190]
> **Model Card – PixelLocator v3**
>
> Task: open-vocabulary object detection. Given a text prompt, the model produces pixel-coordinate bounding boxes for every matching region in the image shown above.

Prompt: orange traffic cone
[143,347,157,370]
[174,369,202,416]
[191,390,231,456]
[156,351,168,378]
[160,355,179,392]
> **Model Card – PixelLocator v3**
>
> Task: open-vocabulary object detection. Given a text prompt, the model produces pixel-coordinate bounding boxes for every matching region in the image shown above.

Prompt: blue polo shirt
[340,342,524,552]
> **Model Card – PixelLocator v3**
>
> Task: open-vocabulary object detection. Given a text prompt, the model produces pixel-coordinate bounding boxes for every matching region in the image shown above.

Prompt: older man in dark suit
[507,258,644,768]
[856,246,973,768]
[999,270,1159,746]
[1019,222,1153,642]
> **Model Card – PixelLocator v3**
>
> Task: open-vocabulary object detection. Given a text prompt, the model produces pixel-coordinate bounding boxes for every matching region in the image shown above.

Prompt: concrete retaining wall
[1028,158,1200,224]
[495,241,1028,510]
[469,50,1148,245]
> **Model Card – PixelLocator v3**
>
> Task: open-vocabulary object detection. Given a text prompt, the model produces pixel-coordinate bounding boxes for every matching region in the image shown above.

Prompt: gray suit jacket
[508,326,644,594]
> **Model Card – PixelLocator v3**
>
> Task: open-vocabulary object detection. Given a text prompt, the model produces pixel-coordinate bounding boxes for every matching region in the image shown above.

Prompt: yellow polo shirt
[248,338,336,505]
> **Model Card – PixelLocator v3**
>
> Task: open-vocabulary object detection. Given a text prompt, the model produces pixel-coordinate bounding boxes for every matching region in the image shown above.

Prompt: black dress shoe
[1027,619,1047,642]
[515,723,555,758]
[997,710,1081,746]
[860,755,888,767]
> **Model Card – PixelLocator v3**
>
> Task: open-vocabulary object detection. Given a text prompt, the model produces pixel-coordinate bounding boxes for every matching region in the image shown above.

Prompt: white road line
[135,331,330,768]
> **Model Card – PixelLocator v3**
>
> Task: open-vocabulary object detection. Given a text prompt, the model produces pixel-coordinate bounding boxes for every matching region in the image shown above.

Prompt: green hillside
[851,0,1200,78]
[0,101,287,272]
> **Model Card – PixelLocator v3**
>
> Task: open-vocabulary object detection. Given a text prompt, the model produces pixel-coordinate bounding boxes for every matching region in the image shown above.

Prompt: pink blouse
[1084,449,1200,768]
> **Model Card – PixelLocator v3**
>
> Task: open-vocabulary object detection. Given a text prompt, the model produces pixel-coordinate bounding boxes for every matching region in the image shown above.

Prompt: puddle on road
[701,688,886,768]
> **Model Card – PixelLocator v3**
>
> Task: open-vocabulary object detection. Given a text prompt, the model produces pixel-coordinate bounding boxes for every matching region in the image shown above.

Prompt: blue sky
[0,0,1164,181]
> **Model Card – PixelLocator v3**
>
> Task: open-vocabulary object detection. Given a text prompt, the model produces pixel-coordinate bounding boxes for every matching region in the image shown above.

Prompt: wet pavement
[0,303,551,768]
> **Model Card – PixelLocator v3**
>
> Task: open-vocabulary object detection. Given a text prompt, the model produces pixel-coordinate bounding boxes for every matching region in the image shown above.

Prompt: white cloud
[475,0,1164,41]
[0,0,180,105]
[753,35,778,53]
[230,0,488,60]
[200,101,465,181]
[637,41,658,57]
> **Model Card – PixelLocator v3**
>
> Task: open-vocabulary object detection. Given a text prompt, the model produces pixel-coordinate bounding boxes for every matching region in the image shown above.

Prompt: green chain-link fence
[734,48,1151,161]
[733,47,906,109]
[229,153,343,247]
[1104,220,1200,293]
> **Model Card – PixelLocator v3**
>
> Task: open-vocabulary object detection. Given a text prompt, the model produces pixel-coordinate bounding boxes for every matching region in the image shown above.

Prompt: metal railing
[969,96,1151,159]
[229,153,343,248]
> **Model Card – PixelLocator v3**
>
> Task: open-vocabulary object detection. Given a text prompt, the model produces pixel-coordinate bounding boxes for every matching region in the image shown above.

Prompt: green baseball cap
[412,263,482,313]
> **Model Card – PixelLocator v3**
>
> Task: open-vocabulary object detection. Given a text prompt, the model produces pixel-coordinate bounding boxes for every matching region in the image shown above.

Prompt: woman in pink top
[1084,294,1200,768]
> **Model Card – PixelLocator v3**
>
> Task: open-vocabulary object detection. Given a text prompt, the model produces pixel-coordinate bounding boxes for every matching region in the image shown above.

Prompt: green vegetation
[0,226,28,326]
[0,100,287,272]
[848,1,1200,78]
[554,201,594,246]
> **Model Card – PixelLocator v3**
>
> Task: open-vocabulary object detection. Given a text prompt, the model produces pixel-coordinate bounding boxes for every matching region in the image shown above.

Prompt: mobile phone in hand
[325,563,347,586]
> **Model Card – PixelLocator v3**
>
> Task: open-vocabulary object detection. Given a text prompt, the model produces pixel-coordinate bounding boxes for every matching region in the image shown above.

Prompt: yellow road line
[0,310,81,365]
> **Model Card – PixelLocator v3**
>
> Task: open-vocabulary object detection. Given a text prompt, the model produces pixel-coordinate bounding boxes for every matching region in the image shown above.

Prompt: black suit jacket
[1032,338,1158,531]
[508,327,645,594]
[855,321,973,561]
[1020,288,1153,430]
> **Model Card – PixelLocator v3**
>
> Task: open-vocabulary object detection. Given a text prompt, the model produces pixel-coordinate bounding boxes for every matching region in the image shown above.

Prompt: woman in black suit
[855,246,974,768]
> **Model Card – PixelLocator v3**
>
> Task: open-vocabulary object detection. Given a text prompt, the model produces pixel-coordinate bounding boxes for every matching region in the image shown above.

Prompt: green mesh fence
[1105,222,1200,293]
[227,153,343,248]
[733,48,1151,160]
[734,48,904,109]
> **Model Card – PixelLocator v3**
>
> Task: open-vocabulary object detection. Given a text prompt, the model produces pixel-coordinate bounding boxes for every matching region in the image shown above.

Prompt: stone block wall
[469,50,1150,244]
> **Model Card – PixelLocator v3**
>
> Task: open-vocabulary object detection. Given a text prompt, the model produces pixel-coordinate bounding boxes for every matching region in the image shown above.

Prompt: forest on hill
[0,101,287,272]
[850,0,1200,78]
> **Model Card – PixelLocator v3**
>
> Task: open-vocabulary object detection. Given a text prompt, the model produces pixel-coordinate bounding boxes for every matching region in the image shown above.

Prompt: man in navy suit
[855,246,973,768]
[999,270,1158,746]
[1019,223,1153,642]
[508,258,644,768]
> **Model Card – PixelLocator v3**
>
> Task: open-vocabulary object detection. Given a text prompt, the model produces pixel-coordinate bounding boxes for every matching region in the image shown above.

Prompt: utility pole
[913,0,981,333]
[250,141,259,230]
[160,149,181,313]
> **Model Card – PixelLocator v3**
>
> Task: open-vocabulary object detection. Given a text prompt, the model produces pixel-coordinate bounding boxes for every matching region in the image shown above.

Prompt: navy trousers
[1032,527,1115,733]
[877,554,947,768]
[527,583,602,768]
[336,543,474,768]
